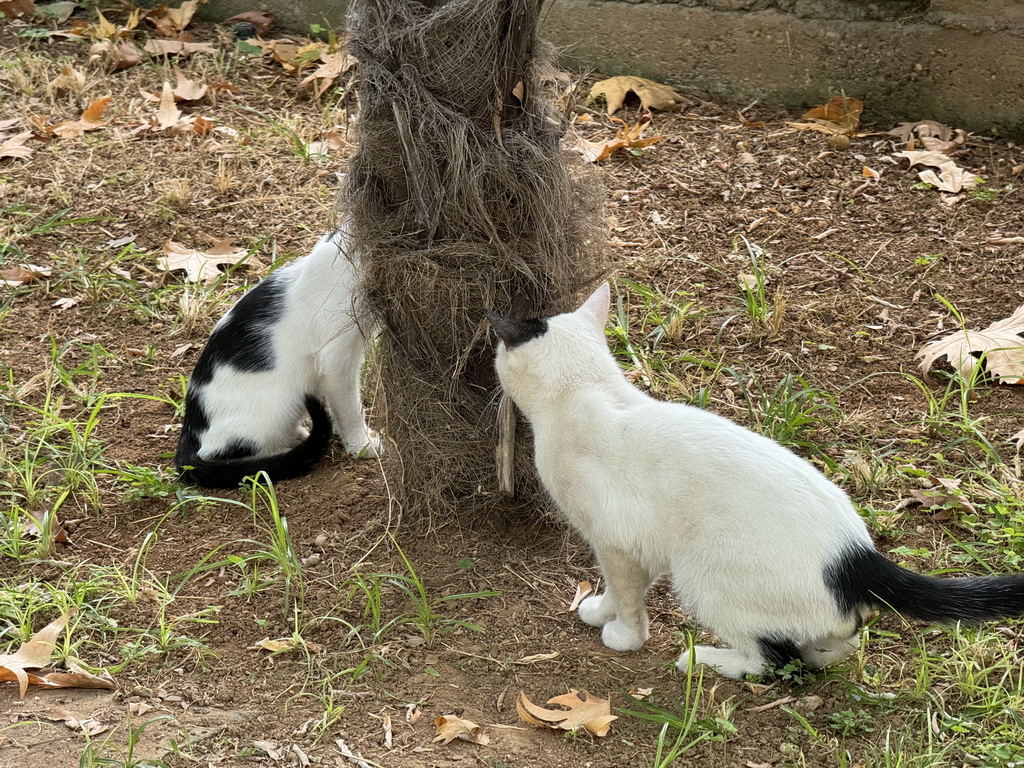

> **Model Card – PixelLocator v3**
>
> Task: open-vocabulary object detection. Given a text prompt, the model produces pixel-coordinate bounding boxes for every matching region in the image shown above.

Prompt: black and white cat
[487,283,1024,679]
[175,231,379,489]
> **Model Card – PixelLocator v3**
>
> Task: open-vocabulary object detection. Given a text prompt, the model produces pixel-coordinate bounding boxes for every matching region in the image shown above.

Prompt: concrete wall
[199,0,1024,137]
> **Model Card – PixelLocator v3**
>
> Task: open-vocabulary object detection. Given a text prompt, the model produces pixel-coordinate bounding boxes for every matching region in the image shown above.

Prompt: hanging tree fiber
[342,0,604,518]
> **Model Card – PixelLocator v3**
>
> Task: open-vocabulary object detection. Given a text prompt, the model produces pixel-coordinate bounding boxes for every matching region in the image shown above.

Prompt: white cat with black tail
[175,230,380,489]
[486,283,1024,679]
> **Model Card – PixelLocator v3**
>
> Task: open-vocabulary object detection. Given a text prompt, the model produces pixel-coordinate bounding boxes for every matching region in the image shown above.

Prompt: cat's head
[485,283,614,405]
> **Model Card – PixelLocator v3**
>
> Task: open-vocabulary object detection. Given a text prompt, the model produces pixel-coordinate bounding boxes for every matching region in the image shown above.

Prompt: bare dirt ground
[2,9,1024,768]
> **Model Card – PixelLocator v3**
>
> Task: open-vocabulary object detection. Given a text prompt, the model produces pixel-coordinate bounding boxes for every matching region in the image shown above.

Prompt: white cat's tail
[176,396,332,489]
[827,545,1024,624]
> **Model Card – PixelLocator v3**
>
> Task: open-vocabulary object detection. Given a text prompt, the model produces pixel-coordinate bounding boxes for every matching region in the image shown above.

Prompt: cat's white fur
[493,283,873,679]
[179,231,379,485]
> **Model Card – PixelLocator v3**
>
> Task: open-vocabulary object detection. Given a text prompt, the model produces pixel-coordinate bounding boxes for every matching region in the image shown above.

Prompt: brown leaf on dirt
[578,118,663,163]
[259,39,322,73]
[907,476,977,518]
[52,95,111,138]
[0,0,37,18]
[223,10,275,37]
[49,64,86,95]
[25,507,71,545]
[588,75,687,115]
[1,263,51,285]
[433,715,490,746]
[1011,428,1024,452]
[88,8,139,41]
[143,39,217,57]
[802,95,863,132]
[919,129,968,154]
[0,132,34,161]
[172,66,207,101]
[0,612,67,697]
[34,0,76,23]
[42,707,109,736]
[88,39,141,70]
[895,149,981,193]
[917,303,1024,384]
[517,689,617,737]
[888,119,954,145]
[298,50,356,96]
[145,0,206,36]
[158,239,248,285]
[568,580,592,612]
[157,81,183,128]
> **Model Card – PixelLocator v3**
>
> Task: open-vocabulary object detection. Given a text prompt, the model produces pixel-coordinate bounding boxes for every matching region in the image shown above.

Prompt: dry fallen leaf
[299,51,357,96]
[907,476,977,518]
[578,118,663,163]
[143,39,217,57]
[171,66,207,101]
[158,239,249,285]
[49,64,87,96]
[433,715,490,746]
[25,507,71,545]
[1011,428,1024,452]
[1,263,51,285]
[223,10,275,37]
[157,81,182,129]
[895,149,981,193]
[888,119,954,145]
[517,689,617,737]
[0,0,37,18]
[0,611,113,698]
[145,0,205,36]
[568,581,593,612]
[52,96,112,139]
[0,132,34,161]
[802,95,863,132]
[588,75,687,115]
[917,303,1024,384]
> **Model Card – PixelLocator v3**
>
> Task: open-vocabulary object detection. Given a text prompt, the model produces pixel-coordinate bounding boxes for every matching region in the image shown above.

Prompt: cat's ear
[485,310,548,348]
[577,282,611,330]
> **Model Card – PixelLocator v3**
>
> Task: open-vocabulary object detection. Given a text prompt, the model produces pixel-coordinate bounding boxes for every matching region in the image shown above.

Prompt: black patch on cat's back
[484,310,548,348]
[191,274,288,385]
[758,636,803,671]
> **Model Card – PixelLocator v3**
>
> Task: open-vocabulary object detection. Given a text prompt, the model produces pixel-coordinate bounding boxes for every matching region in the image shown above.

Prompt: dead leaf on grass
[52,95,112,139]
[158,239,249,285]
[157,81,183,128]
[917,304,1024,384]
[0,0,37,18]
[0,611,114,698]
[906,476,977,519]
[568,580,592,611]
[43,707,109,736]
[143,39,217,57]
[892,118,954,145]
[588,75,687,115]
[802,95,863,132]
[145,0,206,36]
[299,50,356,96]
[223,10,275,37]
[48,64,87,96]
[1011,428,1024,452]
[517,689,617,737]
[87,8,140,41]
[895,149,981,193]
[25,506,71,545]
[433,715,490,746]
[89,39,141,71]
[34,0,76,23]
[578,118,663,163]
[0,132,34,161]
[1,263,51,285]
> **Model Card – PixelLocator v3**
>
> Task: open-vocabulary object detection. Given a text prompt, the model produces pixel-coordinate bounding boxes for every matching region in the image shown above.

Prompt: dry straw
[340,0,605,520]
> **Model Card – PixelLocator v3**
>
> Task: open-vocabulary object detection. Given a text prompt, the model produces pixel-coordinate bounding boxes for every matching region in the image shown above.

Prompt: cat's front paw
[678,646,757,680]
[601,618,648,652]
[577,593,616,628]
[348,431,383,459]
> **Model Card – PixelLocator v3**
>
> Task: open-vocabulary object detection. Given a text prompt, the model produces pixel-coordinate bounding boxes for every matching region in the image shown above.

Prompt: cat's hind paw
[678,646,761,680]
[577,593,616,628]
[601,618,649,652]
